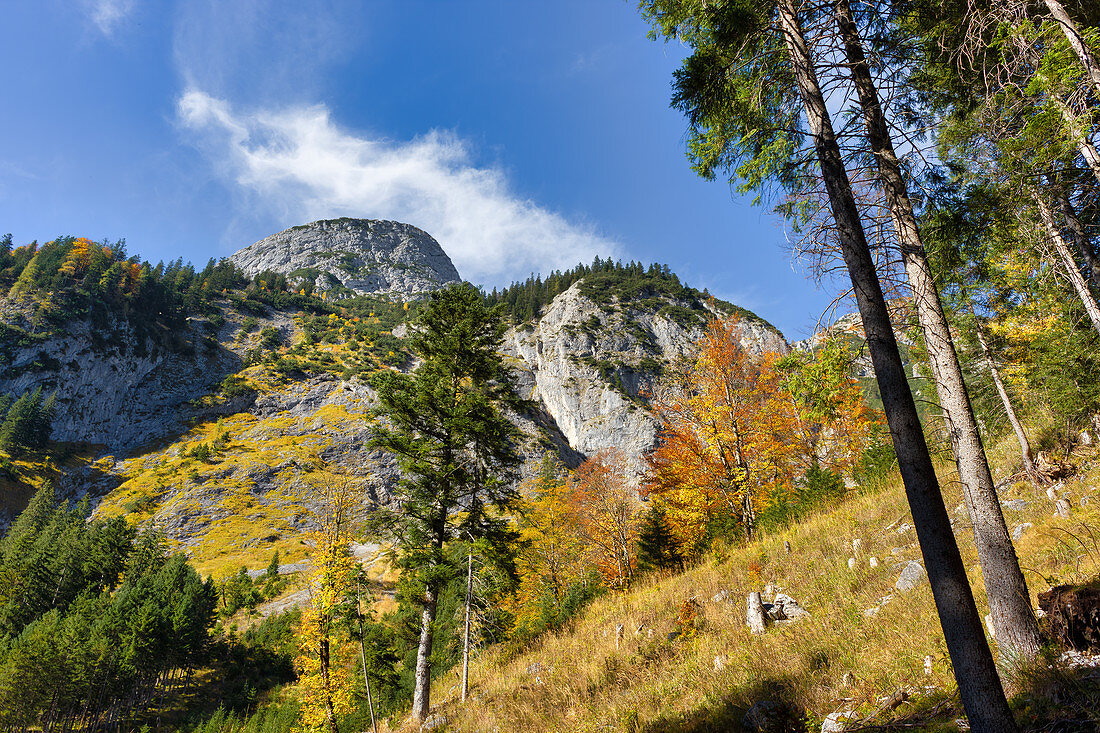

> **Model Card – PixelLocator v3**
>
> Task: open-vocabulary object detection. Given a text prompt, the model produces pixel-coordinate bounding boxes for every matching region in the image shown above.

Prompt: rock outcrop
[0,316,242,452]
[2,220,793,568]
[229,219,461,298]
[504,282,787,473]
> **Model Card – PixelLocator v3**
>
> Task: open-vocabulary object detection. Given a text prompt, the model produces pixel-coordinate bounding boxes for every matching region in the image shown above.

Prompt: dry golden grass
[415,437,1100,733]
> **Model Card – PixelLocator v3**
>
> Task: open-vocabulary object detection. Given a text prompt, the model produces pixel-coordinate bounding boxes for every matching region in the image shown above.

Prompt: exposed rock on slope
[2,221,792,570]
[0,316,243,452]
[230,219,461,298]
[505,282,787,467]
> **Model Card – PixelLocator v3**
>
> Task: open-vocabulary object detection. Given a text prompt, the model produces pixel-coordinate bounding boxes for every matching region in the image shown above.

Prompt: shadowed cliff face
[229,218,461,298]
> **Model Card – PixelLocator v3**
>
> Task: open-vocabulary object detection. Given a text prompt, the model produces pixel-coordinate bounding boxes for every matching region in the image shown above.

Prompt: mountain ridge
[229,218,462,298]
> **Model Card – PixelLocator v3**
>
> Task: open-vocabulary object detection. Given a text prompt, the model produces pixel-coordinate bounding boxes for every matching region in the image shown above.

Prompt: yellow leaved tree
[295,474,360,733]
[511,455,587,633]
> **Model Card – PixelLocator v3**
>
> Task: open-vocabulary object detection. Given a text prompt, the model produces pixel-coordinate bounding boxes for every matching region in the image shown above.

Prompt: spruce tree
[636,505,683,573]
[0,387,43,456]
[370,283,524,722]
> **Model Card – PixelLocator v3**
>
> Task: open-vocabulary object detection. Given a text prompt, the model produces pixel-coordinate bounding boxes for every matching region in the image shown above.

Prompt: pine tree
[0,387,44,456]
[267,549,281,580]
[370,283,524,722]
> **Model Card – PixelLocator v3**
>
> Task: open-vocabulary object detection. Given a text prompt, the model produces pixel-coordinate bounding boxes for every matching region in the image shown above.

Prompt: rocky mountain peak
[229,218,462,298]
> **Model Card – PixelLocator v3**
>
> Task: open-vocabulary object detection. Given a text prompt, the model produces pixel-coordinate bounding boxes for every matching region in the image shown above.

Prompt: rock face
[0,317,242,452]
[230,219,461,298]
[503,282,787,473]
[3,221,794,567]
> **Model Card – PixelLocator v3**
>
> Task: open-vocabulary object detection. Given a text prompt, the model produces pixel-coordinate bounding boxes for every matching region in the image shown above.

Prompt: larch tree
[370,283,524,723]
[513,455,587,632]
[639,1,1017,729]
[296,475,359,733]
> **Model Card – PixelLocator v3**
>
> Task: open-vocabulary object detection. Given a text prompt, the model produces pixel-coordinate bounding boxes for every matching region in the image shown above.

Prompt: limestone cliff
[229,218,461,298]
[505,282,787,469]
[1,222,791,573]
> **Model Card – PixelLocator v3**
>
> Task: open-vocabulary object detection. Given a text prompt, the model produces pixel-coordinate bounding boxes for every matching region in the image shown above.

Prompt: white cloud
[177,90,620,284]
[85,0,134,36]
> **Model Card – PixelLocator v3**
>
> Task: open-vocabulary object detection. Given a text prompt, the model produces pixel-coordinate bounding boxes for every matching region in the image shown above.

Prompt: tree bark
[1035,193,1100,336]
[1043,0,1100,103]
[1052,99,1100,187]
[1060,194,1100,291]
[320,636,340,733]
[411,584,438,722]
[974,319,1039,486]
[746,592,767,634]
[777,2,1017,730]
[356,585,379,733]
[835,0,1043,666]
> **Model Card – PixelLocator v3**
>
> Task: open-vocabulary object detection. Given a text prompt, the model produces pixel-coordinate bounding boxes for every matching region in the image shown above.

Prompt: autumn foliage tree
[646,316,879,556]
[295,476,359,733]
[512,456,588,634]
[570,449,641,589]
[777,336,882,475]
[645,316,801,551]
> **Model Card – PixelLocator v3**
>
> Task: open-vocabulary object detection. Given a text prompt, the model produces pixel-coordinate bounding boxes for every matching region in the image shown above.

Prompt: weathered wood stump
[1038,583,1100,652]
[747,592,767,634]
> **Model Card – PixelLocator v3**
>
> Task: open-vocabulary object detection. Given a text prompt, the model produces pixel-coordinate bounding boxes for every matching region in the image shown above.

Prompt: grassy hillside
[419,434,1100,733]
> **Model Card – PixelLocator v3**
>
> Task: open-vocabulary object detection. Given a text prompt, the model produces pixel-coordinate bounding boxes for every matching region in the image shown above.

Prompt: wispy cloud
[176,90,620,284]
[172,0,362,108]
[85,0,134,36]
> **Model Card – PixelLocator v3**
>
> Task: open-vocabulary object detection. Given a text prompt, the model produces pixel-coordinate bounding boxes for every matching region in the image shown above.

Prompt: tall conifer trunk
[1060,194,1100,291]
[1036,194,1100,336]
[775,1,1017,729]
[1043,0,1100,102]
[834,0,1042,665]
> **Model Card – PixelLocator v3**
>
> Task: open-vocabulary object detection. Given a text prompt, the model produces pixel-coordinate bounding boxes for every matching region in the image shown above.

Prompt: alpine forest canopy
[0,233,337,363]
[483,256,769,327]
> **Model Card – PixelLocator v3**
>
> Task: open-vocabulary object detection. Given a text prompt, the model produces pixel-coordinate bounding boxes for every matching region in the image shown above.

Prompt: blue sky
[0,0,845,338]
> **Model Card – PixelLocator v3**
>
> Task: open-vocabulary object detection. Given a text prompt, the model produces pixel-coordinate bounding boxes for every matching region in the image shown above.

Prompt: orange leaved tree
[571,449,641,588]
[645,316,800,551]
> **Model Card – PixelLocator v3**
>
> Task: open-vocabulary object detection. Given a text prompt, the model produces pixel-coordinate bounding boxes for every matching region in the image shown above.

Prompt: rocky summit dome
[229,218,462,298]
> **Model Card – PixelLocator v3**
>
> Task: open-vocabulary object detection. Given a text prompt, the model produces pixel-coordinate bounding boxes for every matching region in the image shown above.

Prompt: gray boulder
[765,593,810,621]
[821,711,856,733]
[895,561,927,592]
[742,700,785,732]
